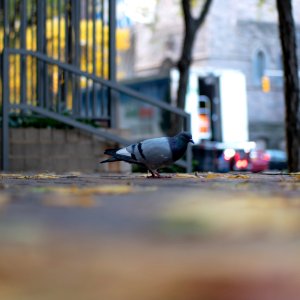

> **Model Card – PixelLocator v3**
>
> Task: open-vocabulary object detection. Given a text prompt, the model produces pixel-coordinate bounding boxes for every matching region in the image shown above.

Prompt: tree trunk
[171,24,196,134]
[276,0,300,172]
[171,0,213,134]
[177,24,196,111]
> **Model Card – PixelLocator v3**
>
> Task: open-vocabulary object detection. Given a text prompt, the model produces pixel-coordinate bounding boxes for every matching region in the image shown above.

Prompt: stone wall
[1,128,131,173]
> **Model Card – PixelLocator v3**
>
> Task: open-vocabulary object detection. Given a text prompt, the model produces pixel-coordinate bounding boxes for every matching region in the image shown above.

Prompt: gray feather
[101,132,193,173]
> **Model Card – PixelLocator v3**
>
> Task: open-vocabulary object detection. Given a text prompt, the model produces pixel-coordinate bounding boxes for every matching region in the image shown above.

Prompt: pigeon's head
[177,132,194,144]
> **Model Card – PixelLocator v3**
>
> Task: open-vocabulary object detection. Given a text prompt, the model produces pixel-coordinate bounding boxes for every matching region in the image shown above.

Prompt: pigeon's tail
[100,157,120,164]
[100,148,120,164]
[100,147,144,166]
[104,148,120,156]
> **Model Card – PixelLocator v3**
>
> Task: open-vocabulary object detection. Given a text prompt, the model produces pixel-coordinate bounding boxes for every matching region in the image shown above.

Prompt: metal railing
[1,0,120,122]
[1,0,192,172]
[1,48,192,171]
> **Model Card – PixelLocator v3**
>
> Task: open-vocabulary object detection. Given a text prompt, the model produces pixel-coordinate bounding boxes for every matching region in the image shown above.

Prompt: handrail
[11,104,131,146]
[5,48,190,119]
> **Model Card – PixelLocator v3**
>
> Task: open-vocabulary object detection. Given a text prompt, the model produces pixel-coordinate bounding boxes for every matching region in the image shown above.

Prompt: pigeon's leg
[147,170,172,179]
[154,170,173,179]
[147,170,156,178]
[154,171,162,177]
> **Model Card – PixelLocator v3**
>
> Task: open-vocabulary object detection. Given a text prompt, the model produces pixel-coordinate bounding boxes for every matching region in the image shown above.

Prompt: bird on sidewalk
[100,131,194,178]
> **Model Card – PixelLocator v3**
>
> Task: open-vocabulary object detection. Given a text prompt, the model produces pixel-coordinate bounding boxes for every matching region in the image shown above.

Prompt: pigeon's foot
[147,171,172,179]
[147,170,158,178]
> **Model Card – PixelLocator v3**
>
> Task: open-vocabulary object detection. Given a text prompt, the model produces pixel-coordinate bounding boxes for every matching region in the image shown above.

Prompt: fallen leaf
[25,174,60,179]
[41,185,134,207]
[0,194,10,208]
[227,174,250,179]
[174,173,199,179]
[279,181,300,190]
[34,185,134,196]
[0,173,61,179]
[0,173,26,179]
[205,173,224,179]
[162,195,300,237]
[43,194,95,207]
[290,173,300,181]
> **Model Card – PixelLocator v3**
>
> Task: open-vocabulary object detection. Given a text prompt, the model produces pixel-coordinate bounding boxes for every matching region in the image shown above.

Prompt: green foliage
[258,0,267,7]
[9,114,73,129]
[6,113,101,129]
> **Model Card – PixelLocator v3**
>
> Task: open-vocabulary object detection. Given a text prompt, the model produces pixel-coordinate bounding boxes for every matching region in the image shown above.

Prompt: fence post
[37,0,46,107]
[20,0,27,107]
[108,0,118,128]
[185,114,192,173]
[2,49,10,171]
[70,0,81,116]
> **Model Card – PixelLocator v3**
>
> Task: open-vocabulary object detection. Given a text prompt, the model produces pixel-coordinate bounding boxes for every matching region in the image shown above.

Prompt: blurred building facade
[128,0,300,150]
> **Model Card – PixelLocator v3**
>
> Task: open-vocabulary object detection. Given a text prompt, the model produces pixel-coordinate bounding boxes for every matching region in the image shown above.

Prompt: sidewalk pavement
[0,172,300,300]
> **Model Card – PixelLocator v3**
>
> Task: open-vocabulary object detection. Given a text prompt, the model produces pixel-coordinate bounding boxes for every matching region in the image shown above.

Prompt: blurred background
[1,0,298,173]
[1,2,300,300]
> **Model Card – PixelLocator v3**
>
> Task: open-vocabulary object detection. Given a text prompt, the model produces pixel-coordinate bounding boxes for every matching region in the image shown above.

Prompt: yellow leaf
[0,173,61,179]
[174,173,200,179]
[0,194,10,208]
[38,185,134,196]
[27,174,60,179]
[0,173,25,179]
[290,173,300,181]
[43,195,95,207]
[41,185,134,207]
[205,173,224,179]
[163,196,300,237]
[227,174,250,179]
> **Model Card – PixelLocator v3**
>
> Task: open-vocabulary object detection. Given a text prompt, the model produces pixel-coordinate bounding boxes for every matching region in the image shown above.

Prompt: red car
[249,150,270,172]
[221,148,269,172]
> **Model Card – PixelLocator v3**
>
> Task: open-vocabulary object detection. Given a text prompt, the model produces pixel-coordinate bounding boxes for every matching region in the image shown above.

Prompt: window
[253,50,266,85]
[278,54,283,70]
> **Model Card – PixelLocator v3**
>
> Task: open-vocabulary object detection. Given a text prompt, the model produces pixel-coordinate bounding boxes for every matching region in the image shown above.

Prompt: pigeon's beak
[190,139,194,144]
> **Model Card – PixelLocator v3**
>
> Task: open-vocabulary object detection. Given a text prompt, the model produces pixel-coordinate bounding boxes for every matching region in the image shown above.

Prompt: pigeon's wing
[130,137,173,170]
[112,143,143,165]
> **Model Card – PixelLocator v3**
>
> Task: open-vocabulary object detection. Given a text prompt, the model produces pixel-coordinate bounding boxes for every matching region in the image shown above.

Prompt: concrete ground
[0,171,300,300]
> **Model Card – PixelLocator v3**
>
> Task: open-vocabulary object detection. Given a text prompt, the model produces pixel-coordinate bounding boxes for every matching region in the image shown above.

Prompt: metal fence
[1,0,192,172]
[1,0,117,121]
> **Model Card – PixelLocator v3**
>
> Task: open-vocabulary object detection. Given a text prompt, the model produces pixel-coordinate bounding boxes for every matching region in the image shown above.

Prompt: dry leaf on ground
[0,173,26,179]
[50,185,134,195]
[205,173,225,179]
[43,194,95,207]
[162,195,300,237]
[174,173,200,179]
[0,173,61,179]
[205,173,250,180]
[226,174,250,179]
[41,185,134,207]
[0,194,10,208]
[290,173,300,181]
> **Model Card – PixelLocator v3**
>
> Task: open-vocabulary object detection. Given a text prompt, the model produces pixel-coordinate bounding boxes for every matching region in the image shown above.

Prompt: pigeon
[100,132,194,178]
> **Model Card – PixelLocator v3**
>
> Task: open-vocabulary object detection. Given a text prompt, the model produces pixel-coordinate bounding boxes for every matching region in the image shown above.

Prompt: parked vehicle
[215,147,272,173]
[265,149,287,170]
[176,68,249,145]
[193,141,255,172]
[249,150,270,172]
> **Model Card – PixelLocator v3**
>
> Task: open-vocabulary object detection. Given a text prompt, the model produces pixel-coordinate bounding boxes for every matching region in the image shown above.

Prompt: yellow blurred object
[261,75,270,93]
[2,17,131,103]
[164,195,300,237]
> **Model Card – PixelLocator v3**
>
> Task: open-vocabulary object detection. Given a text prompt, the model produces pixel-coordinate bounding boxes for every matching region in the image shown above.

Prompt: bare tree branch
[182,0,192,23]
[195,0,213,28]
